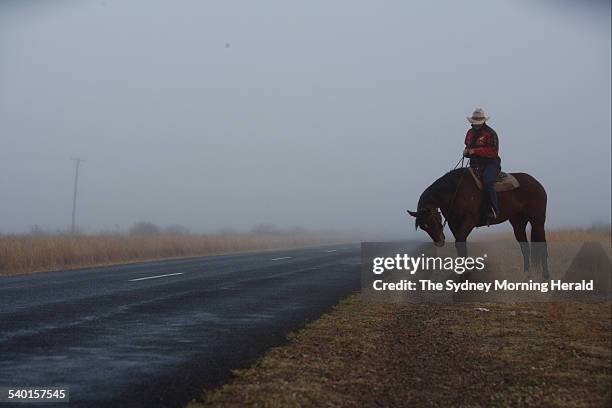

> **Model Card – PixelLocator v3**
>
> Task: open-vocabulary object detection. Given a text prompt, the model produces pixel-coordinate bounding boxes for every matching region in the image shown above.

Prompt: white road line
[271,257,292,261]
[325,249,337,253]
[129,272,184,282]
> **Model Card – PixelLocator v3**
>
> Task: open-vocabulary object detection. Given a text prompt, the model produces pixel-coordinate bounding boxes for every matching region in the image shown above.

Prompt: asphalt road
[0,244,361,407]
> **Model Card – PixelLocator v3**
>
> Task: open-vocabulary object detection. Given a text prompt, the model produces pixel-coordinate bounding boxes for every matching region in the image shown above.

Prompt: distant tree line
[129,222,191,236]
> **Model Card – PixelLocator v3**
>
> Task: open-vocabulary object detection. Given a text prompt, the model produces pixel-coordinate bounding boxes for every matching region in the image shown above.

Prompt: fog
[1,0,610,236]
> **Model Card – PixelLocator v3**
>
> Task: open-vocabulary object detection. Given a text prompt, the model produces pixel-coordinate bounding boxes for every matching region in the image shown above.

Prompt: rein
[441,155,468,228]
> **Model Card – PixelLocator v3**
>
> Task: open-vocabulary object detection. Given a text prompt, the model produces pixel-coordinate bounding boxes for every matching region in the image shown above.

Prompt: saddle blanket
[468,168,520,192]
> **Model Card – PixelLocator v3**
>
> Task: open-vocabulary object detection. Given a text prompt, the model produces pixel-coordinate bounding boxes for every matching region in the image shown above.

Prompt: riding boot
[486,187,499,220]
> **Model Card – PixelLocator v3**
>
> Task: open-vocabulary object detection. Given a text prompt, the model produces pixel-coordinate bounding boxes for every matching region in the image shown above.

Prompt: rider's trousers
[482,163,501,215]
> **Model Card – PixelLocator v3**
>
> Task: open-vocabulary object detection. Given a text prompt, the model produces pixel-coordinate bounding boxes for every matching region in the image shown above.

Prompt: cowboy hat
[467,108,489,125]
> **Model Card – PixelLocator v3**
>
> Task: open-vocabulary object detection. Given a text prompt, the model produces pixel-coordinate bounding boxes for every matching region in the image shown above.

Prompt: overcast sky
[0,0,610,236]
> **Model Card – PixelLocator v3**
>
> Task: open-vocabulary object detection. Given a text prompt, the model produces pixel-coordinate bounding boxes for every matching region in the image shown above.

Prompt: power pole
[70,158,84,234]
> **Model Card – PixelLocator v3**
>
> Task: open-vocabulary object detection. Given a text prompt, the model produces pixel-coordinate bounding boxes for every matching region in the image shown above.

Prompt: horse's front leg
[449,219,476,258]
[448,220,476,285]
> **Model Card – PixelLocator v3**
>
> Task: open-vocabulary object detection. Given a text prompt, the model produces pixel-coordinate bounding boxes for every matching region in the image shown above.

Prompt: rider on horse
[408,111,548,276]
[463,108,501,220]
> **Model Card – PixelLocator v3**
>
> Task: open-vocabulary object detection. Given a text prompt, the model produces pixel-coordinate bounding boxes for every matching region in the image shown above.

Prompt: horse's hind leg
[510,216,530,272]
[530,221,549,279]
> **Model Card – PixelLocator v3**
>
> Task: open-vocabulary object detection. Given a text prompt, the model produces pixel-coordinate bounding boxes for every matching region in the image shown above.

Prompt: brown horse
[408,168,549,278]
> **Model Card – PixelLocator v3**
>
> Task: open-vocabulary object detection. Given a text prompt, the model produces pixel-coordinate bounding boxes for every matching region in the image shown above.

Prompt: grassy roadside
[188,296,611,408]
[0,233,353,276]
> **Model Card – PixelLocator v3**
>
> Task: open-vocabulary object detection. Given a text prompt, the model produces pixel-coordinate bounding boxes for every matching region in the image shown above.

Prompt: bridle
[415,208,443,230]
[412,154,469,232]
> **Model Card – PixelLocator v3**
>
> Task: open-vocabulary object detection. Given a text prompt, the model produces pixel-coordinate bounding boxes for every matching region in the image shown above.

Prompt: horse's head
[407,208,445,246]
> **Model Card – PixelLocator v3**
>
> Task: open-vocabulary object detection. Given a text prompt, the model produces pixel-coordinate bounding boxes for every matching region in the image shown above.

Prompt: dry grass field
[547,228,611,244]
[1,228,607,277]
[0,233,351,276]
[474,226,611,245]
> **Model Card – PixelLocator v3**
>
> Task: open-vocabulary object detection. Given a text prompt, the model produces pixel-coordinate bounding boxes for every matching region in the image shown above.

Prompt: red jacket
[464,124,499,159]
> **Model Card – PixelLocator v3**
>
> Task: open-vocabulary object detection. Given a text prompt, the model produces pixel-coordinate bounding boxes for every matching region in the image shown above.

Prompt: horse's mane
[417,168,467,210]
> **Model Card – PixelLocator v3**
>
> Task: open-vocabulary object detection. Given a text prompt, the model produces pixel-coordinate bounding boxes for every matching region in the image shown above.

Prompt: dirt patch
[187,297,611,408]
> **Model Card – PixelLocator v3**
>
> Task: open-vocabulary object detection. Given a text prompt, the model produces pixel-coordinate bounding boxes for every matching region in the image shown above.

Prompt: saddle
[468,168,520,192]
